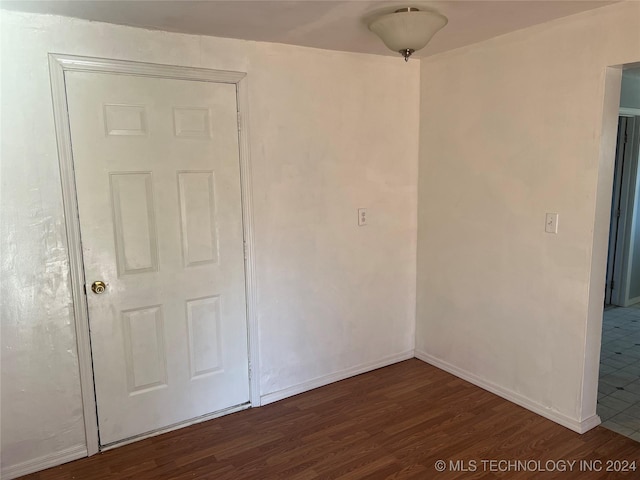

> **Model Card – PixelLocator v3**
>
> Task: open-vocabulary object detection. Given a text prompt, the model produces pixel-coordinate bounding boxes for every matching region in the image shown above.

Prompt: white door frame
[48,53,260,455]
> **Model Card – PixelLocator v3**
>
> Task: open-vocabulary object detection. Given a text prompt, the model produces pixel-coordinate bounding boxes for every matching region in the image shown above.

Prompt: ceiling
[0,0,619,58]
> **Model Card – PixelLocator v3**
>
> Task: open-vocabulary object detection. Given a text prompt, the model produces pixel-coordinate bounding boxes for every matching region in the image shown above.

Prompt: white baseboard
[3,350,599,479]
[578,414,602,432]
[260,350,415,405]
[1,444,87,480]
[414,349,601,434]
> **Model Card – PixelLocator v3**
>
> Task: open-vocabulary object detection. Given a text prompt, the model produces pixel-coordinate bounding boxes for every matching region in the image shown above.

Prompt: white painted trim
[579,414,604,433]
[620,107,640,116]
[48,54,100,456]
[101,402,250,451]
[260,350,415,405]
[48,54,259,454]
[414,350,601,434]
[236,78,261,407]
[582,66,624,430]
[1,445,87,480]
[50,53,246,84]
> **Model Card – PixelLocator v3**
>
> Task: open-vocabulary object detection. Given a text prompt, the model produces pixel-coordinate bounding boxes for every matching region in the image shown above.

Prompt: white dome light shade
[368,8,448,61]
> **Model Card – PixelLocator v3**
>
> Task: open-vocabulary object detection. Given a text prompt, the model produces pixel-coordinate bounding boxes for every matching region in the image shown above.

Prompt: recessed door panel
[104,104,148,136]
[110,172,158,275]
[187,295,223,379]
[178,171,218,267]
[122,305,167,394]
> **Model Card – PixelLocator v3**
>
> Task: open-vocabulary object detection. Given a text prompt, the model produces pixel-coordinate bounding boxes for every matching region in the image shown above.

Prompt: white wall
[416,1,640,432]
[0,11,419,475]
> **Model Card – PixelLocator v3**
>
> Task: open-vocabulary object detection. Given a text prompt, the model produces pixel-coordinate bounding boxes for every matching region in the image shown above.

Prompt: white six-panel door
[65,71,250,445]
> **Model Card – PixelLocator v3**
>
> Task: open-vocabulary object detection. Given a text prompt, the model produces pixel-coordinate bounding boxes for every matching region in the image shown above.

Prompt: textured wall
[0,11,419,475]
[416,1,639,431]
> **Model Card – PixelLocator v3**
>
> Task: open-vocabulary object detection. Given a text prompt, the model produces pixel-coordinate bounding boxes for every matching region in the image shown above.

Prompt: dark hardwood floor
[21,359,640,479]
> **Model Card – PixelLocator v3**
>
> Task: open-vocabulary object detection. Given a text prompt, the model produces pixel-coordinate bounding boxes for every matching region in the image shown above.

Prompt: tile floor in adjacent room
[597,303,640,442]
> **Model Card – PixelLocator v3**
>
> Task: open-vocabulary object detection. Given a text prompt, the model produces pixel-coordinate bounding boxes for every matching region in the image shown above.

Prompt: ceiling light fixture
[368,7,448,62]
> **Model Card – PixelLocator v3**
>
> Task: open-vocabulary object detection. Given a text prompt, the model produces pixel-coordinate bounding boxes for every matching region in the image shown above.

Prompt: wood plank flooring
[21,359,640,479]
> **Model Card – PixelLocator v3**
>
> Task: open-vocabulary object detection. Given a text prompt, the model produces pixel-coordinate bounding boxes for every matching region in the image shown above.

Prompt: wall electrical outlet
[545,213,558,234]
[358,208,367,226]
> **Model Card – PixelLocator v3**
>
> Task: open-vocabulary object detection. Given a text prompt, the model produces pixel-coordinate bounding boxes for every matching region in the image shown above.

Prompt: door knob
[91,281,107,294]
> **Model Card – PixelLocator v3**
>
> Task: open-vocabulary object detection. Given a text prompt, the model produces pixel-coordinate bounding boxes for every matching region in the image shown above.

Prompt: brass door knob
[91,281,107,294]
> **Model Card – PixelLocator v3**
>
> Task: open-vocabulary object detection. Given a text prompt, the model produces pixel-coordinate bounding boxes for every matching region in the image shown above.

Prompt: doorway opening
[596,67,640,441]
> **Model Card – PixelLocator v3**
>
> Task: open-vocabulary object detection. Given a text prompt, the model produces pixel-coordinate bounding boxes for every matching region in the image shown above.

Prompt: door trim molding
[236,74,261,408]
[48,54,260,456]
